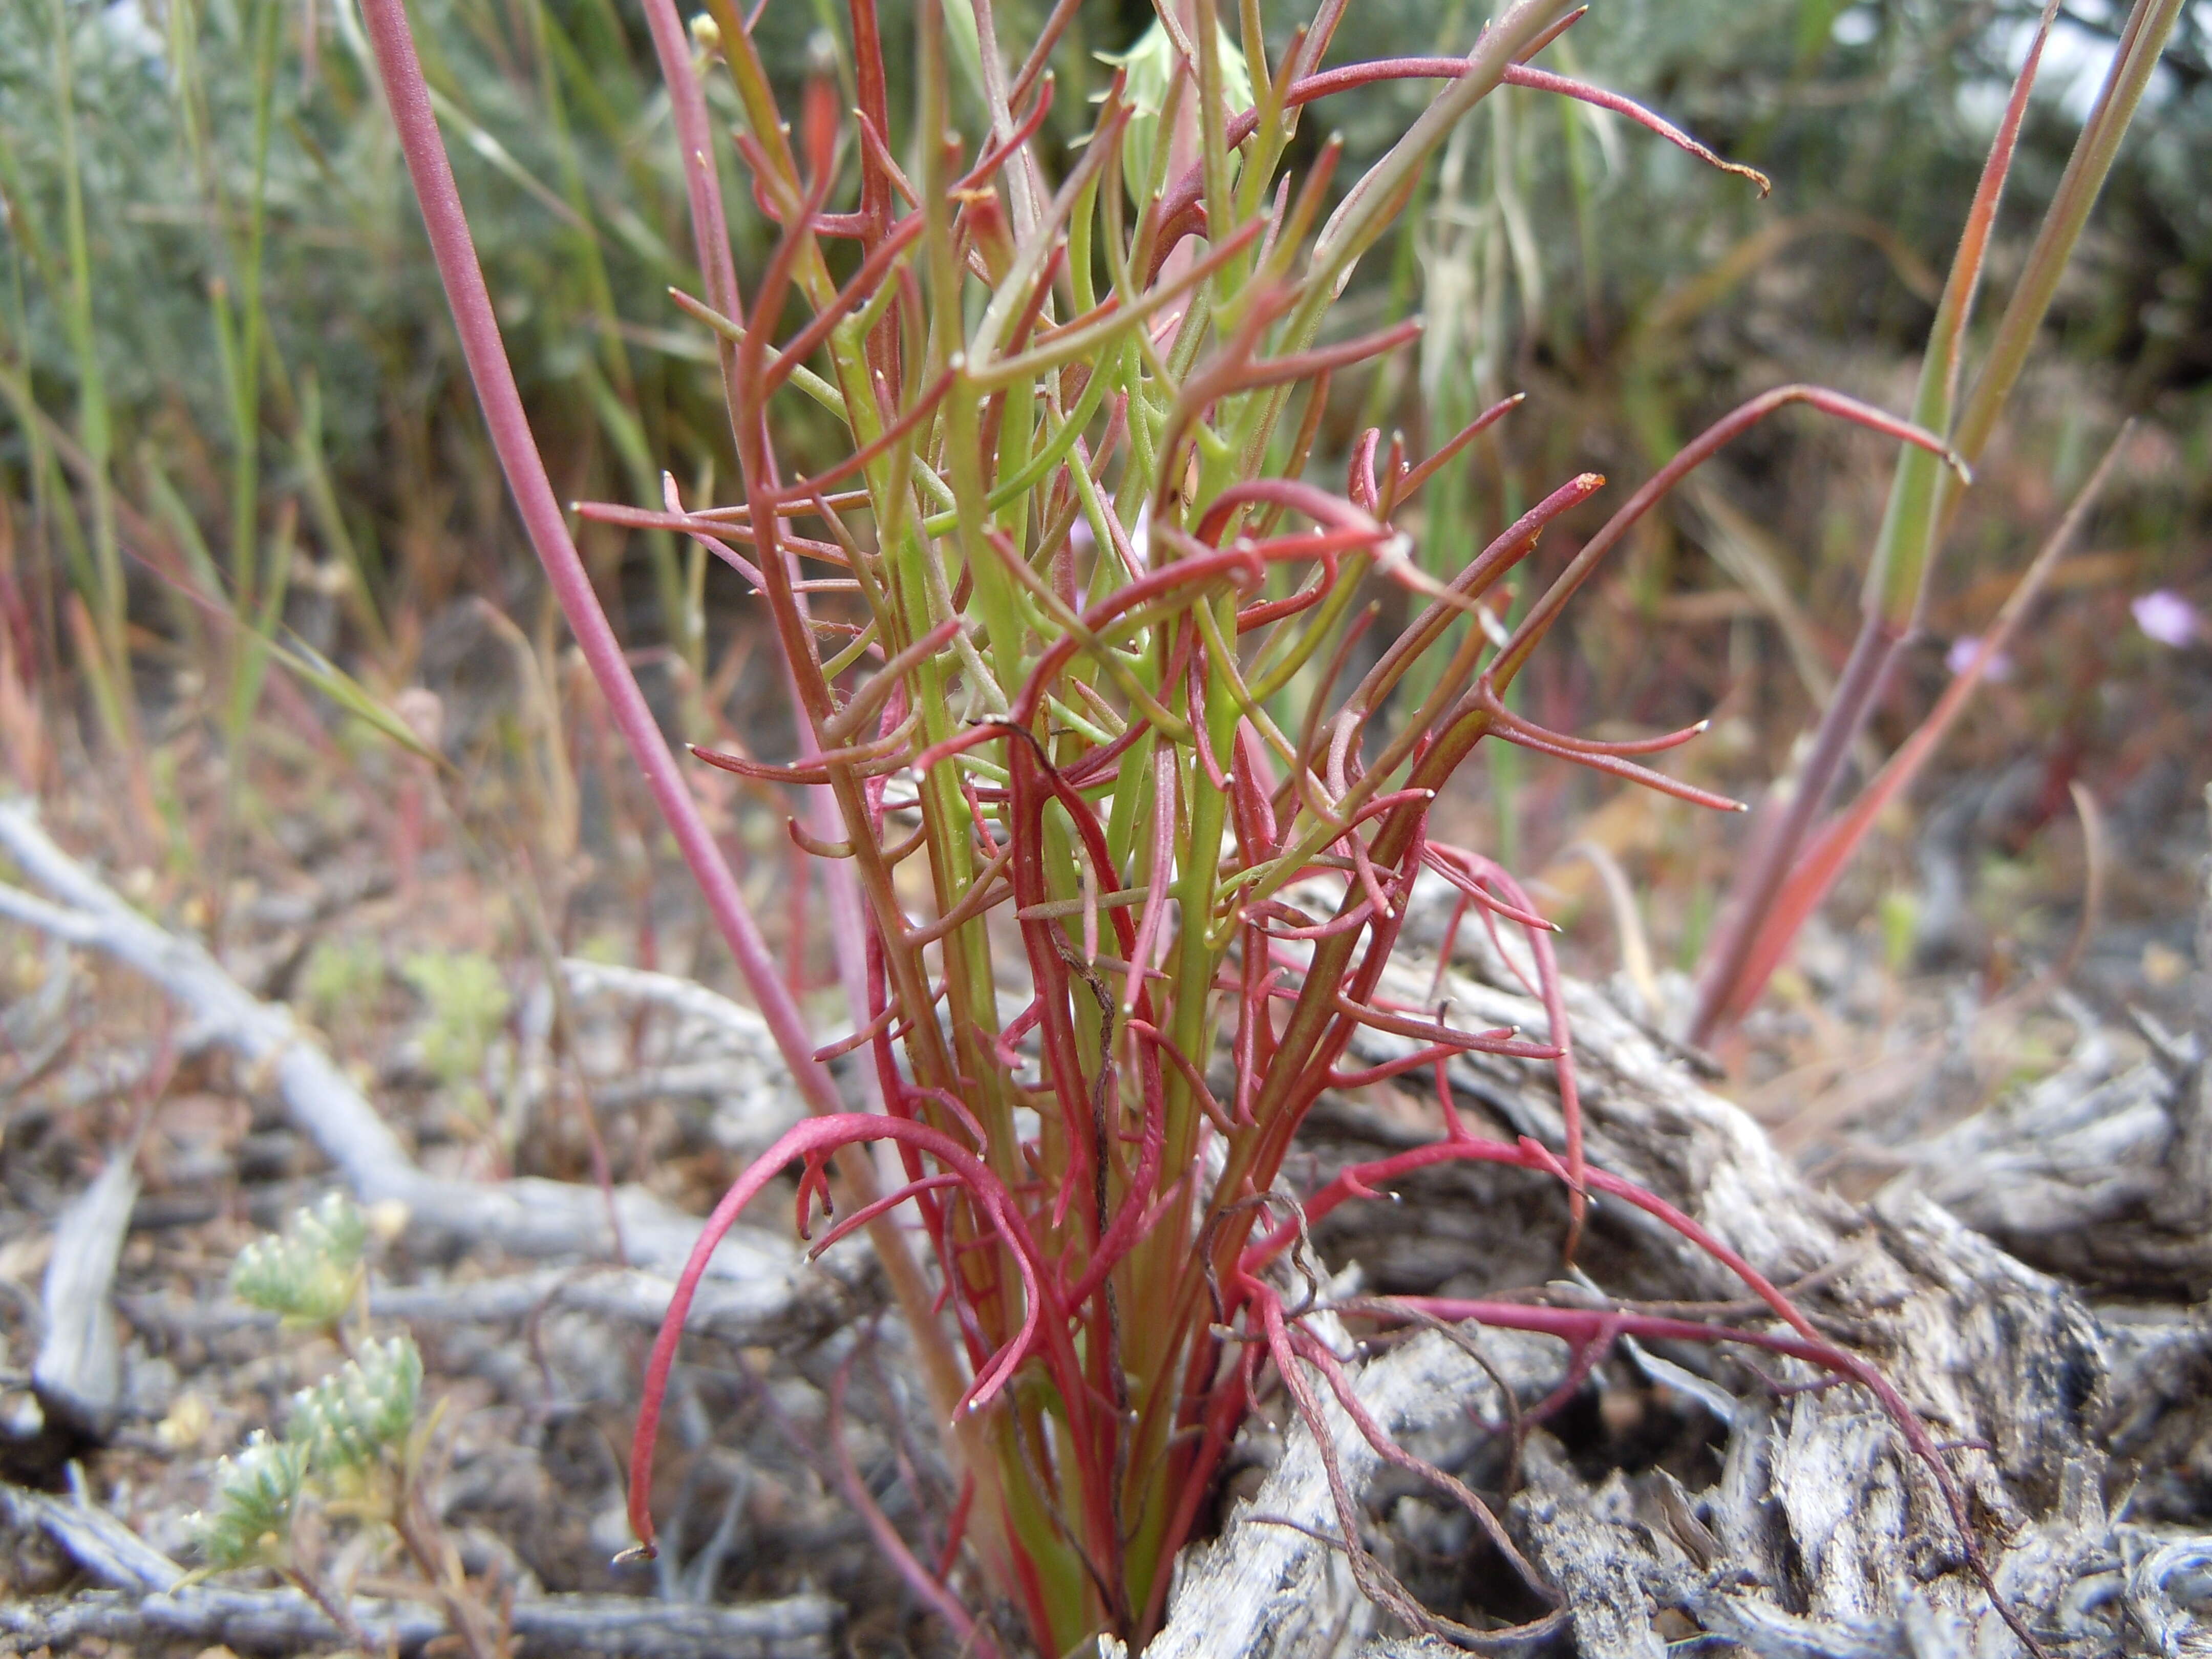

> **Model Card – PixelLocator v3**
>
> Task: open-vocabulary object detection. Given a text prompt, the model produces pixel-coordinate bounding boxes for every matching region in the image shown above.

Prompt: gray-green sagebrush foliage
[1,0,730,628]
[4,0,2203,656]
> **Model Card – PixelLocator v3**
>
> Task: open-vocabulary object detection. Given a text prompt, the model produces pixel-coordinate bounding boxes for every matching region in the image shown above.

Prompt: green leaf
[229,1193,369,1329]
[289,1336,423,1472]
[192,1433,307,1569]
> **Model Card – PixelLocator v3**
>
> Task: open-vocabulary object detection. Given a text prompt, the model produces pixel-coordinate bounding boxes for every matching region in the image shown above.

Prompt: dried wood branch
[31,1145,137,1438]
[1141,871,2212,1658]
[2,1479,838,1657]
[0,1587,839,1658]
[1150,1324,1567,1659]
[0,800,837,1346]
[120,1262,832,1346]
[1878,801,2212,1298]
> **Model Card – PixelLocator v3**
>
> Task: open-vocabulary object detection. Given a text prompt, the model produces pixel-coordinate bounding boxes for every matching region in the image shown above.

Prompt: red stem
[626,1113,1075,1554]
[355,0,846,1124]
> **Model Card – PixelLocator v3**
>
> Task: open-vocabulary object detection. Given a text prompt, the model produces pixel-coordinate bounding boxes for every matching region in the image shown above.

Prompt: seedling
[301,938,387,1032]
[228,1189,368,1332]
[400,949,511,1113]
[199,1195,508,1659]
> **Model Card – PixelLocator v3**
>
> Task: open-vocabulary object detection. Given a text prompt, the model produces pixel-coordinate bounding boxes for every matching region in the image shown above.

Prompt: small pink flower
[2132,588,2202,648]
[1945,634,2012,681]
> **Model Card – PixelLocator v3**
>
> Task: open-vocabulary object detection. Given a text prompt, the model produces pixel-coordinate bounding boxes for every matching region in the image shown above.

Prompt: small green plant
[201,1197,507,1659]
[229,1189,369,1331]
[194,1432,309,1572]
[290,1334,423,1474]
[301,937,387,1030]
[1878,887,1919,977]
[186,1429,386,1654]
[400,949,511,1095]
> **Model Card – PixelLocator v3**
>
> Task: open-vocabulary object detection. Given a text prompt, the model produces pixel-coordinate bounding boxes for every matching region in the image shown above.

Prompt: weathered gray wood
[118,1259,842,1347]
[1150,1324,1566,1659]
[1,1479,839,1657]
[1885,791,2212,1296]
[1141,872,2212,1658]
[30,1145,137,1438]
[560,958,809,1152]
[1887,1016,2211,1296]
[0,799,845,1351]
[0,1583,841,1657]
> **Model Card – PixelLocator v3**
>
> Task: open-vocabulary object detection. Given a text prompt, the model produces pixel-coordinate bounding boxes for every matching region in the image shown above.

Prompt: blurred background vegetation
[3,0,2208,1028]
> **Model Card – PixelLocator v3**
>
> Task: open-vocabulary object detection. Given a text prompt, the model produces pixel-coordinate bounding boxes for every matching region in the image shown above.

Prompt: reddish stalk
[1690,0,2176,1045]
[355,0,972,1502]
